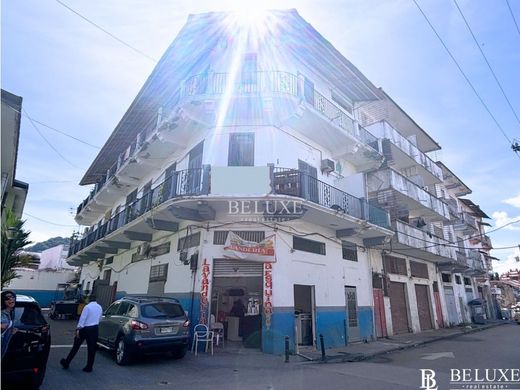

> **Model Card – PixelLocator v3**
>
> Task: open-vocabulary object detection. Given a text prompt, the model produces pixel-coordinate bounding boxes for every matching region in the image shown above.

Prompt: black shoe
[82,367,93,373]
[60,359,69,369]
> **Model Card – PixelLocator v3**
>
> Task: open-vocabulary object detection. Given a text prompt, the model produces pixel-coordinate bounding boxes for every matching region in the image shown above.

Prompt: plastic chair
[191,324,214,356]
[210,314,225,347]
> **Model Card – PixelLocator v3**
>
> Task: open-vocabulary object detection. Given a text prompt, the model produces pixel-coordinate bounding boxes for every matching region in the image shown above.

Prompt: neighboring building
[1,89,29,220]
[67,10,494,354]
[501,268,520,283]
[39,244,76,270]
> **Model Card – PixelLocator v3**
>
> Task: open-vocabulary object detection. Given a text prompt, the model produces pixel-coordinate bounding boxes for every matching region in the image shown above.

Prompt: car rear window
[141,302,184,319]
[14,304,47,326]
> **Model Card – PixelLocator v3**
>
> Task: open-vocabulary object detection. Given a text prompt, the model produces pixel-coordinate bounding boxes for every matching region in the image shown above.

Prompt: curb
[312,321,509,364]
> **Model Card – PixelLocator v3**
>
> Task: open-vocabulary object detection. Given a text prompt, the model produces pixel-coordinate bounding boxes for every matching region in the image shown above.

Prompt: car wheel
[169,346,188,360]
[115,337,131,365]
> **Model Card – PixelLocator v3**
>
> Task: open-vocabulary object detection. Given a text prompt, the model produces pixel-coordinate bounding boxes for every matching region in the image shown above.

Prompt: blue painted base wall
[11,290,56,308]
[263,306,374,355]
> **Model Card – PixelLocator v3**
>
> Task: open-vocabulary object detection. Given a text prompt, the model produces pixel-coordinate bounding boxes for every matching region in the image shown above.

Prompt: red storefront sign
[199,258,210,325]
[264,262,273,329]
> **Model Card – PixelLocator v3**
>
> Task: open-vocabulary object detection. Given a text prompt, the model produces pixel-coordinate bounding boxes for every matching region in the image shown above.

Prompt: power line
[411,0,520,160]
[505,0,520,38]
[23,108,82,169]
[54,0,158,63]
[5,103,101,150]
[453,0,520,128]
[23,212,77,227]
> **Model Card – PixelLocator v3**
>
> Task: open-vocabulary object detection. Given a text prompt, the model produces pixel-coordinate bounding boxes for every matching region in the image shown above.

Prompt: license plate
[158,326,177,334]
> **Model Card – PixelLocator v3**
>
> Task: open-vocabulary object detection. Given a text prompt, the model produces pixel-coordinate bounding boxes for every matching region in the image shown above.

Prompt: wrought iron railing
[272,167,390,229]
[70,168,209,257]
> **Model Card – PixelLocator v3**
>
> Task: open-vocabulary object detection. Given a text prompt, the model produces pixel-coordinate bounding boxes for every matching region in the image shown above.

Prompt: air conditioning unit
[321,159,335,173]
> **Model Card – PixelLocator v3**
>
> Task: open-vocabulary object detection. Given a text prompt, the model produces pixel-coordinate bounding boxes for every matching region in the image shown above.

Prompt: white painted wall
[9,268,77,291]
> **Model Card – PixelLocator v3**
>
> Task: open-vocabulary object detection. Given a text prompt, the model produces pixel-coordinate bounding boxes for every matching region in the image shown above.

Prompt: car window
[141,303,184,318]
[127,304,138,318]
[105,302,121,316]
[14,305,46,326]
[116,301,130,316]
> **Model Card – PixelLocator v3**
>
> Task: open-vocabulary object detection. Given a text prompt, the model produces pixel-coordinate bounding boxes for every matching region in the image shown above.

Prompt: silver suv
[97,296,190,365]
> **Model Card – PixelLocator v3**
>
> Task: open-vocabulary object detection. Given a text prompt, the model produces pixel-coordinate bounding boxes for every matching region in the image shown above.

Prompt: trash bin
[467,299,485,324]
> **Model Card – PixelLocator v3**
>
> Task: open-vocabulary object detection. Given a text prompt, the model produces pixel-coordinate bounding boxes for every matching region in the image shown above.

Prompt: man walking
[60,294,102,372]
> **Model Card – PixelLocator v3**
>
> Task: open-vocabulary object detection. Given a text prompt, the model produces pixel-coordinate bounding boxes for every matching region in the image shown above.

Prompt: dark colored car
[97,296,191,365]
[1,294,51,389]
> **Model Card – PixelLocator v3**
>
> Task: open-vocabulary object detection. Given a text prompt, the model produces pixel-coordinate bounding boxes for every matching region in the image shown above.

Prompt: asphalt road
[40,315,519,390]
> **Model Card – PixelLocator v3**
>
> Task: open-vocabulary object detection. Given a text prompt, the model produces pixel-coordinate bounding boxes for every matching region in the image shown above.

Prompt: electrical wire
[23,212,78,227]
[411,0,520,160]
[505,0,520,38]
[453,0,520,127]
[54,0,158,63]
[23,108,82,169]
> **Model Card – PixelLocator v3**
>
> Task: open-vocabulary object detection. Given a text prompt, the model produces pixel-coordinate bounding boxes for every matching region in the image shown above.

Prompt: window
[463,277,471,286]
[342,241,358,262]
[178,232,201,251]
[141,302,184,319]
[103,269,112,281]
[383,255,407,276]
[213,230,265,245]
[293,236,326,255]
[441,273,452,283]
[117,301,131,316]
[149,264,169,282]
[410,261,429,279]
[455,275,462,284]
[14,305,46,326]
[228,133,254,166]
[105,256,114,265]
[105,302,121,316]
[127,304,138,318]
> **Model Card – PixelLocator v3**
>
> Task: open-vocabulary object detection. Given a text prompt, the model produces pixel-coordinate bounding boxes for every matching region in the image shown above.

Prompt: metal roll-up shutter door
[415,284,433,330]
[389,281,410,334]
[213,259,264,277]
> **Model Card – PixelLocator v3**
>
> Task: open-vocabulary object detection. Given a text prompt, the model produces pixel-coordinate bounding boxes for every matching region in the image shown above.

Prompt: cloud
[491,211,520,231]
[492,248,520,275]
[504,194,520,208]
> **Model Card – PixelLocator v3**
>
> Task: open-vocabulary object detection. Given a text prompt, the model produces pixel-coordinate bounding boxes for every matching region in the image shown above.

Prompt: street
[39,316,519,390]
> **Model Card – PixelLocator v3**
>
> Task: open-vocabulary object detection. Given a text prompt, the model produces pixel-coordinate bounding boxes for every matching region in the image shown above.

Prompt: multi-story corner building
[1,89,29,220]
[67,10,492,354]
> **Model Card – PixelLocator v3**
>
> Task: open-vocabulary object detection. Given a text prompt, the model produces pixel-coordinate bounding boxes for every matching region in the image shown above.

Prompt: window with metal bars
[292,236,326,255]
[177,232,201,251]
[213,230,266,245]
[149,263,168,282]
[441,273,452,283]
[455,275,462,284]
[463,277,471,286]
[383,255,407,276]
[342,241,358,262]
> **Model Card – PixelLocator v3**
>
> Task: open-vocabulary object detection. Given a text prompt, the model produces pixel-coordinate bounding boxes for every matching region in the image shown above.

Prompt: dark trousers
[64,325,98,370]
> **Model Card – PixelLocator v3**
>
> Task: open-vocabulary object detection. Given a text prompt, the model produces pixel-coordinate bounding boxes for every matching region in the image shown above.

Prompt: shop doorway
[345,286,361,342]
[211,259,263,349]
[293,284,315,347]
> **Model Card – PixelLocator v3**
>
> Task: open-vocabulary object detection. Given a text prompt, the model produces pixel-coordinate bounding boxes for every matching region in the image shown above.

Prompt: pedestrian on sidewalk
[60,294,102,372]
[1,291,18,358]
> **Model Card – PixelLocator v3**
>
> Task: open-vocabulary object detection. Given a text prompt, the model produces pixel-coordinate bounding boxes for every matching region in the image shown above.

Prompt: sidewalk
[293,320,510,364]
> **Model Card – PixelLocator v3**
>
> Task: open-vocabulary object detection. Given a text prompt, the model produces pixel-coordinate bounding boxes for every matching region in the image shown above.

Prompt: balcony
[391,220,457,262]
[69,166,392,264]
[367,168,450,221]
[365,121,443,185]
[449,211,479,236]
[181,71,383,172]
[465,249,486,275]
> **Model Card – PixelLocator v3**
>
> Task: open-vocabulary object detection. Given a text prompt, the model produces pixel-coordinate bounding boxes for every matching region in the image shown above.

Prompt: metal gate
[415,284,433,330]
[345,286,360,342]
[444,287,459,325]
[373,288,387,338]
[389,282,410,334]
[92,279,117,310]
[213,259,264,277]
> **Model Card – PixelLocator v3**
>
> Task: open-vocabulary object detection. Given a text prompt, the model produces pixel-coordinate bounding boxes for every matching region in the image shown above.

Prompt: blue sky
[2,0,519,274]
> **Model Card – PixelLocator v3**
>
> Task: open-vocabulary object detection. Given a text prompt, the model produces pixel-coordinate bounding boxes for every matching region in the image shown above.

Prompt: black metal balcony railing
[272,168,390,229]
[69,166,392,258]
[76,70,382,218]
[69,168,209,257]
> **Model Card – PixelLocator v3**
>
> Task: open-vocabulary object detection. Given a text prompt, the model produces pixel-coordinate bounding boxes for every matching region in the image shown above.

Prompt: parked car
[1,294,51,389]
[97,296,191,365]
[514,306,520,324]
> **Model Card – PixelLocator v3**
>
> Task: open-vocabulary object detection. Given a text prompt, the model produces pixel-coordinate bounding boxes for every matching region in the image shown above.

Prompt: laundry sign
[223,232,276,263]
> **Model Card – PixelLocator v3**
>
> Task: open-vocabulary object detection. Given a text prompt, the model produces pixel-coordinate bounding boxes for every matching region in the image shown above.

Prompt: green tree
[1,209,32,289]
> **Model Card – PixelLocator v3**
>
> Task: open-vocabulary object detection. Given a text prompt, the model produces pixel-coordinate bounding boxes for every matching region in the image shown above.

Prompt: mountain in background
[26,236,69,253]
